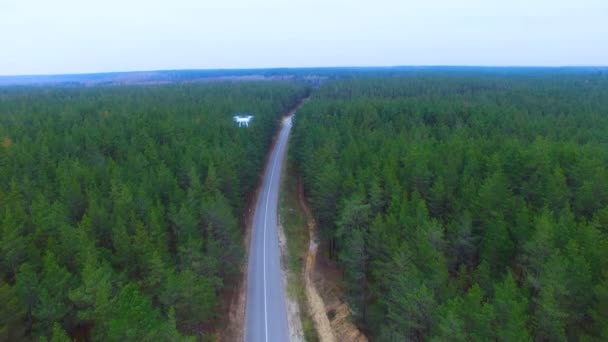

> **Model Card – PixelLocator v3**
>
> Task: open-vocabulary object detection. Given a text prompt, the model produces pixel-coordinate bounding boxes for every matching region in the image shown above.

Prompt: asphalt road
[245,109,298,342]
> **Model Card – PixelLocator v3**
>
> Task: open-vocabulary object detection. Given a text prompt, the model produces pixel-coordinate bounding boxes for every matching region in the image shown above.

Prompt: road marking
[263,123,287,342]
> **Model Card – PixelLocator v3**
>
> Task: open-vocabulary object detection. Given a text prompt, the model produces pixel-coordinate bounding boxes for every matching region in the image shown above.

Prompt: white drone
[233,115,254,127]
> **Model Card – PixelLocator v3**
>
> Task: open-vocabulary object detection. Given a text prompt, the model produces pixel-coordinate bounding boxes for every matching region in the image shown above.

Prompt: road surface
[245,105,302,342]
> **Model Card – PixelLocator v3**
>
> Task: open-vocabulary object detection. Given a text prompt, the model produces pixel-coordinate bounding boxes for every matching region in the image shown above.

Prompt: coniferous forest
[0,82,308,340]
[1,69,608,341]
[292,71,608,341]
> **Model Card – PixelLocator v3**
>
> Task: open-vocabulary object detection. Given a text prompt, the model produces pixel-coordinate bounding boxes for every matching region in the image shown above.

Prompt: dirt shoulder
[278,162,319,341]
[296,180,368,342]
[278,217,305,342]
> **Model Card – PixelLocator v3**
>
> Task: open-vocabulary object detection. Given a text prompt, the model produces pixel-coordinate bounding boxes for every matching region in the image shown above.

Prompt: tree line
[291,72,608,341]
[0,82,308,340]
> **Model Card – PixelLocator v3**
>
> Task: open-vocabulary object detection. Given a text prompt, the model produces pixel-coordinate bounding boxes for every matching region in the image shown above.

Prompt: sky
[0,0,607,75]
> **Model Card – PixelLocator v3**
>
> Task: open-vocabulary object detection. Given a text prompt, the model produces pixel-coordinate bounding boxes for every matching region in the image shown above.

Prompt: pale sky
[1,0,607,75]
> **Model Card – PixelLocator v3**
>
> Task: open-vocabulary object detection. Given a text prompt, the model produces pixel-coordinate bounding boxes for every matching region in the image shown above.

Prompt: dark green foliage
[291,71,608,340]
[0,279,26,340]
[50,323,71,342]
[493,273,531,341]
[0,82,307,340]
[592,271,608,339]
[103,283,173,341]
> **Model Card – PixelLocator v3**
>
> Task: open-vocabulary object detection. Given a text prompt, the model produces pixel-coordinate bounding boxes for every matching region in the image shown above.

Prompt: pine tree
[1,207,28,279]
[68,256,112,325]
[380,250,437,340]
[432,297,466,342]
[49,322,70,342]
[0,279,26,340]
[534,253,568,342]
[493,272,531,341]
[34,252,74,334]
[15,263,39,333]
[591,271,608,339]
[545,166,570,213]
[105,283,164,341]
[339,227,367,322]
[161,270,216,334]
[562,240,593,337]
[462,284,495,341]
[480,216,514,277]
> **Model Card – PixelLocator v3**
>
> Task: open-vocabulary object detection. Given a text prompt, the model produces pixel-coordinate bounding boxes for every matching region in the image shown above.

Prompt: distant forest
[292,72,608,341]
[0,82,308,340]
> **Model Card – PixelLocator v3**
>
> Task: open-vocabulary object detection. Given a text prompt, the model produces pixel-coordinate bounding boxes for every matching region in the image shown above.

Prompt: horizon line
[1,64,607,78]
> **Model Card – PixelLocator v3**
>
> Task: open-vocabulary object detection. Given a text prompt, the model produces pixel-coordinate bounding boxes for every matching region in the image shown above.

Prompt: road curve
[245,102,304,342]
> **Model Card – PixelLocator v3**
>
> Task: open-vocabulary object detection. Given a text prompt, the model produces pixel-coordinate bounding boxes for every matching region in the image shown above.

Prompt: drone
[233,114,254,127]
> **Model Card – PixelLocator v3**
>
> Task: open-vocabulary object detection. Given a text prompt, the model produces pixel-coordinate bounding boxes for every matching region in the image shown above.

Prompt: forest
[0,82,308,340]
[291,71,608,341]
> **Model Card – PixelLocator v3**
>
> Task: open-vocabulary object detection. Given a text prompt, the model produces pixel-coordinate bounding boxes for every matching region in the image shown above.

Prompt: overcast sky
[1,0,607,75]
